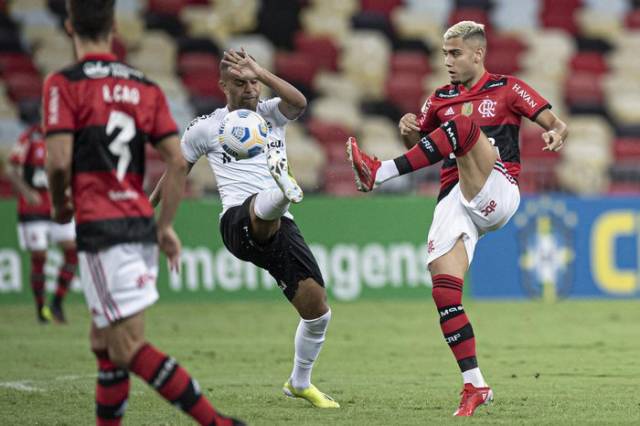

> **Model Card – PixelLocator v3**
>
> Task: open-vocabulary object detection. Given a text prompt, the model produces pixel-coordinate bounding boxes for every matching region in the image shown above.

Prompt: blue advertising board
[471,195,640,299]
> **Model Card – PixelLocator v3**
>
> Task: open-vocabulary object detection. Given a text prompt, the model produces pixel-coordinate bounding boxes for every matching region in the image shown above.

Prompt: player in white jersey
[151,49,339,409]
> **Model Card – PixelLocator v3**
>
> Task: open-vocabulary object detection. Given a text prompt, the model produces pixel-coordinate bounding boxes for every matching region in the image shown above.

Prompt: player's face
[220,75,261,111]
[442,37,483,86]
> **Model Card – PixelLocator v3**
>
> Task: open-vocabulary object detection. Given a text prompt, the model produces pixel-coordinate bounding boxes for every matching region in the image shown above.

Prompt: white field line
[0,374,95,392]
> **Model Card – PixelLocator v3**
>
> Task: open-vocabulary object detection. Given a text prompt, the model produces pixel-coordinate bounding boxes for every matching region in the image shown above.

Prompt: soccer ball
[218,109,269,160]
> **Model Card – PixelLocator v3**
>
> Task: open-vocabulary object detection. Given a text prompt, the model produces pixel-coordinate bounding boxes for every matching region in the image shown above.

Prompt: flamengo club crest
[478,99,496,118]
[515,197,577,301]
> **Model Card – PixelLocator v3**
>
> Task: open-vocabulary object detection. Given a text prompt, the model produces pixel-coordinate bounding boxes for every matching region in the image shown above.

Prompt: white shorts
[426,165,520,266]
[79,243,159,328]
[17,220,76,251]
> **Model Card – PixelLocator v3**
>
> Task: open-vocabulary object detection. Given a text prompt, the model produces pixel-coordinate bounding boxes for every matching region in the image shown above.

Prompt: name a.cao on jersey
[83,61,142,105]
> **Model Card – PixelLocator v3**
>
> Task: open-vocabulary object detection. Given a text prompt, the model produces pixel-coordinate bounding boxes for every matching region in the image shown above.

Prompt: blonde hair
[444,21,486,44]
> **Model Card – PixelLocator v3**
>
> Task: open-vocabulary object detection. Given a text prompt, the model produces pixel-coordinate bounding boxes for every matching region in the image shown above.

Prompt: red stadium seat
[181,74,225,100]
[360,0,403,18]
[518,158,560,194]
[306,119,352,145]
[177,52,219,76]
[540,0,580,34]
[564,72,604,106]
[390,51,431,77]
[487,34,527,57]
[625,9,640,29]
[147,0,186,15]
[294,32,339,71]
[385,73,426,114]
[274,52,319,87]
[0,53,38,76]
[485,49,521,75]
[569,52,608,75]
[613,138,640,160]
[5,73,42,102]
[323,163,361,196]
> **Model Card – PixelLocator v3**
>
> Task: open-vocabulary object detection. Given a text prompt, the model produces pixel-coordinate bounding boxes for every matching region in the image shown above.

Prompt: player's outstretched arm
[149,161,194,208]
[535,109,568,152]
[153,135,189,269]
[46,133,73,223]
[222,48,307,120]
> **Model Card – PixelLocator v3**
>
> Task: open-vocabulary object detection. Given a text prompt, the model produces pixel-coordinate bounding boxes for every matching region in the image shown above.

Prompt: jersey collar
[81,52,117,62]
[458,71,490,94]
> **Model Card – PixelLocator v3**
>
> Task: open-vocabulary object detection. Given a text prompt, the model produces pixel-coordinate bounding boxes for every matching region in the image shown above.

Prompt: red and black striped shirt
[9,124,52,222]
[42,53,178,251]
[417,71,550,199]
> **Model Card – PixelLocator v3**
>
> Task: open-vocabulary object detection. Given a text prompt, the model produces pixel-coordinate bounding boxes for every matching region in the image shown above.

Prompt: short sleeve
[259,97,289,127]
[416,94,440,134]
[42,73,76,135]
[150,86,179,144]
[180,117,210,164]
[508,77,551,121]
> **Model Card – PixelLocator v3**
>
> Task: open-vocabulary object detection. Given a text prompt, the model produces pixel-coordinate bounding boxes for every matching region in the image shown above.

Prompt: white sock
[253,188,289,220]
[462,367,488,388]
[375,160,400,185]
[290,309,331,390]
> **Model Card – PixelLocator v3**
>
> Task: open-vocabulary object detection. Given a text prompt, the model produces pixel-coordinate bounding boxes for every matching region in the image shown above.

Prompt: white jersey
[181,98,292,217]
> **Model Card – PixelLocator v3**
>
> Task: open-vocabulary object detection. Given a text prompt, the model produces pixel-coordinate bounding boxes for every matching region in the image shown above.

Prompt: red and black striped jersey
[9,124,52,222]
[42,53,178,251]
[417,71,550,198]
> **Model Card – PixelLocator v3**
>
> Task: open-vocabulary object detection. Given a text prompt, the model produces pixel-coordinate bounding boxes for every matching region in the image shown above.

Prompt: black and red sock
[431,274,477,372]
[94,349,130,426]
[53,248,77,306]
[129,343,232,426]
[30,254,46,310]
[394,115,481,175]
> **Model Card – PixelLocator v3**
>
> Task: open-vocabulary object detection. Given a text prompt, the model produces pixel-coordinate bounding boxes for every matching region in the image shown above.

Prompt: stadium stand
[1,0,640,196]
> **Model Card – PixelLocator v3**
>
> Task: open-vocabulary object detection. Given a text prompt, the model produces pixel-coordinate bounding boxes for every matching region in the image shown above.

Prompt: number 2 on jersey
[106,110,135,182]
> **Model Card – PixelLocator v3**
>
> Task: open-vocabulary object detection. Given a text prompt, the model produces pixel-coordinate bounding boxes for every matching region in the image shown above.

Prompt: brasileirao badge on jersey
[461,102,473,116]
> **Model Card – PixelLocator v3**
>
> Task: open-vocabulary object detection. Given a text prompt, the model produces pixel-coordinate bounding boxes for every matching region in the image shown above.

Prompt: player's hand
[24,189,42,206]
[52,202,73,224]
[222,48,262,81]
[158,226,181,273]
[542,130,564,152]
[399,113,420,136]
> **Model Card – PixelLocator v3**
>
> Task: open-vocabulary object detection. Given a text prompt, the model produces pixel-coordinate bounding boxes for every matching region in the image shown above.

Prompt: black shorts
[219,194,325,301]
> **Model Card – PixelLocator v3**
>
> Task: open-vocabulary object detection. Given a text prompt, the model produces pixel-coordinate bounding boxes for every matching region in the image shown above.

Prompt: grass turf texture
[1,300,639,425]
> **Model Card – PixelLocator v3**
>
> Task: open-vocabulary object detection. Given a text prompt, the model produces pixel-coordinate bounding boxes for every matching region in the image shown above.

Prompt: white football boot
[266,139,303,203]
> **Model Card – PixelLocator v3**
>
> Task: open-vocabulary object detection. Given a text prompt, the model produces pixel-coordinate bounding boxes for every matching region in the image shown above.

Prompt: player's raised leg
[347,114,495,194]
[249,140,303,242]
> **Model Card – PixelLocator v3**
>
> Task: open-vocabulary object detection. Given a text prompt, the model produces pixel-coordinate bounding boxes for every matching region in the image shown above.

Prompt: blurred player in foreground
[348,21,568,416]
[44,0,243,424]
[7,124,77,323]
[151,49,339,408]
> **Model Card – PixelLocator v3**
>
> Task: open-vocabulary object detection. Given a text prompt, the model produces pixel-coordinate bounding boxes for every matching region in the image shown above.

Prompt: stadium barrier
[3,195,638,303]
[0,197,436,303]
[472,195,640,299]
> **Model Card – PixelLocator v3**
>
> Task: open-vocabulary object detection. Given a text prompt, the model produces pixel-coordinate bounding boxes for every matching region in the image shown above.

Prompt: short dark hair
[66,0,115,41]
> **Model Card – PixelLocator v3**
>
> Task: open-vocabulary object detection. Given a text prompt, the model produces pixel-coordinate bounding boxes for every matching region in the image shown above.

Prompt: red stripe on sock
[159,365,190,401]
[441,315,470,334]
[454,338,476,361]
[129,344,164,381]
[97,419,122,426]
[97,380,129,406]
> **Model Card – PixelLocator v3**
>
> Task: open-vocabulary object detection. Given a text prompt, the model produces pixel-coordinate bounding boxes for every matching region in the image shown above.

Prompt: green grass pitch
[1,299,639,425]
